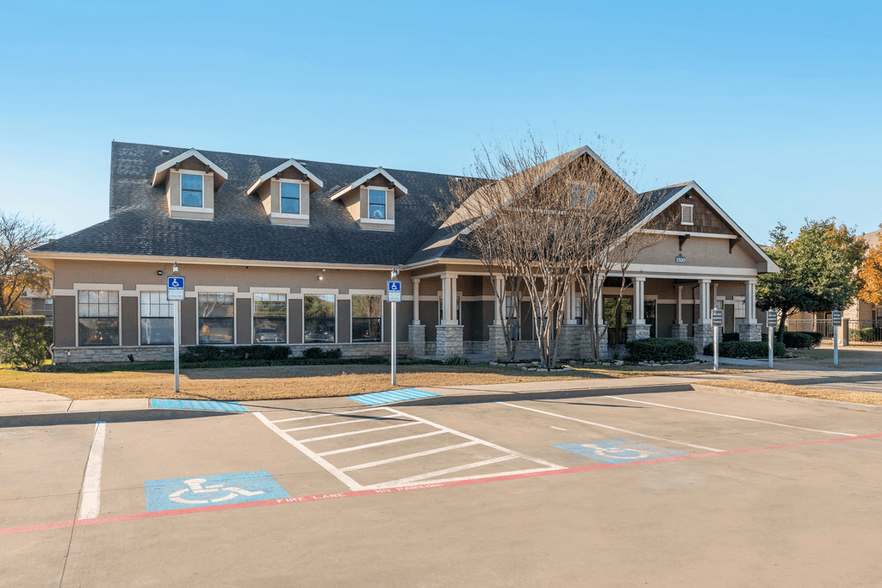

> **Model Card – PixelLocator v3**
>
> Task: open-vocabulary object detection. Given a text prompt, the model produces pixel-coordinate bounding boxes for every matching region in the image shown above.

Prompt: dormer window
[247,159,322,227]
[280,181,303,214]
[152,149,227,221]
[181,173,203,207]
[369,189,387,219]
[329,167,408,232]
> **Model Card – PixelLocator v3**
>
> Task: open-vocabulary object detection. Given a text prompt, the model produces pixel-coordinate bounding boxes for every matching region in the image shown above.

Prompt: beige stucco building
[28,142,779,363]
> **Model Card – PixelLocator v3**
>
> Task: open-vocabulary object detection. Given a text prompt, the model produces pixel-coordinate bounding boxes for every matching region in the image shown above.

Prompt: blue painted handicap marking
[349,388,439,406]
[552,439,687,464]
[145,471,289,512]
[151,399,247,412]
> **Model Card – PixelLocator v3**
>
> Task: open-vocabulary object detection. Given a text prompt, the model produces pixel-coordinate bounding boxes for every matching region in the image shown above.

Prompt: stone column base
[693,324,715,352]
[407,324,426,356]
[487,324,507,360]
[670,323,688,340]
[581,325,610,360]
[626,323,651,342]
[557,324,585,360]
[738,322,762,342]
[436,325,464,360]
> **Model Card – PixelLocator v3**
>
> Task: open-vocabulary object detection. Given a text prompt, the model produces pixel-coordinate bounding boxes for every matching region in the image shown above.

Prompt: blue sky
[1,1,879,242]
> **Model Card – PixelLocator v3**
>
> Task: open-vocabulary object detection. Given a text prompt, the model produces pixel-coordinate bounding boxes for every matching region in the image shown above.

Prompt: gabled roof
[328,167,408,202]
[632,181,780,272]
[151,148,229,189]
[245,159,324,196]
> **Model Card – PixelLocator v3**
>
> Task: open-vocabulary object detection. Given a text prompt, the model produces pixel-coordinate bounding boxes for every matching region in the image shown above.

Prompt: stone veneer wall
[692,324,715,352]
[407,324,426,357]
[738,323,762,342]
[435,325,464,360]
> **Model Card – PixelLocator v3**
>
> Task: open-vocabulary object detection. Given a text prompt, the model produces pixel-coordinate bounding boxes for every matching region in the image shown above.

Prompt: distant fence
[785,319,882,346]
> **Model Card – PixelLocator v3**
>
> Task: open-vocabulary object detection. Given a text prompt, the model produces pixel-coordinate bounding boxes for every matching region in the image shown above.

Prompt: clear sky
[1,1,879,243]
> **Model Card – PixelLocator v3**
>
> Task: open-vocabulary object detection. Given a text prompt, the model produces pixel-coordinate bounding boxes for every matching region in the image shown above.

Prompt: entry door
[604,297,633,346]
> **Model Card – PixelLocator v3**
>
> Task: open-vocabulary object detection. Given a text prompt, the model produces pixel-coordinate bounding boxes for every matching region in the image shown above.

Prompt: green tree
[757,219,867,340]
[0,211,57,315]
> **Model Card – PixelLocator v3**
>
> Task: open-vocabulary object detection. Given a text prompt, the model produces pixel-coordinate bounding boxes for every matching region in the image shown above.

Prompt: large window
[140,291,174,345]
[304,294,335,343]
[181,173,203,207]
[254,293,286,343]
[352,295,381,342]
[368,189,386,219]
[198,293,234,344]
[78,290,119,346]
[280,182,301,214]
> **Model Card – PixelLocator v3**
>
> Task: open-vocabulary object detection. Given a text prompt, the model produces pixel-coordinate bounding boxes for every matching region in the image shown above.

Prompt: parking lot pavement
[3,381,882,587]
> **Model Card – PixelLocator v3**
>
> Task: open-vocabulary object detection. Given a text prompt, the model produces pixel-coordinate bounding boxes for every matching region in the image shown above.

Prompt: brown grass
[778,347,882,370]
[695,379,882,406]
[0,364,601,401]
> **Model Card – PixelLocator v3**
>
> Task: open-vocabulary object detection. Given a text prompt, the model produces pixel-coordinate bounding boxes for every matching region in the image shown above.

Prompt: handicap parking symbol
[145,471,290,512]
[552,439,686,464]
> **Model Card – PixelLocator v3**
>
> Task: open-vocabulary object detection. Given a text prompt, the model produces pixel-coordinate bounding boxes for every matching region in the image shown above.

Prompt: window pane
[140,317,174,345]
[281,183,300,214]
[368,189,385,205]
[181,174,202,191]
[182,190,203,207]
[254,318,286,344]
[352,295,381,318]
[304,295,335,319]
[79,318,119,346]
[304,295,335,343]
[141,292,174,318]
[369,204,385,219]
[198,293,234,344]
[353,317,381,342]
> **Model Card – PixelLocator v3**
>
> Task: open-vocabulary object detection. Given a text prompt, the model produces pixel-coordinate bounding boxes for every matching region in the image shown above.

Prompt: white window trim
[75,287,122,348]
[195,287,238,345]
[366,187,389,220]
[180,170,208,210]
[136,288,176,347]
[350,291,384,343]
[252,292,289,346]
[279,179,306,216]
[681,203,694,225]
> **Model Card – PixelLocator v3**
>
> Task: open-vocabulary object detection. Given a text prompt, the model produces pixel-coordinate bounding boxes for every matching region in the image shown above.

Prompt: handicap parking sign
[552,439,686,464]
[145,470,289,512]
[166,275,185,301]
[387,280,401,303]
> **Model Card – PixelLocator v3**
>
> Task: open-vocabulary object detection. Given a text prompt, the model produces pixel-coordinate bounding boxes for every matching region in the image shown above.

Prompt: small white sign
[387,280,401,303]
[712,308,723,327]
[167,276,185,301]
[832,310,842,327]
[767,310,778,328]
[675,255,686,264]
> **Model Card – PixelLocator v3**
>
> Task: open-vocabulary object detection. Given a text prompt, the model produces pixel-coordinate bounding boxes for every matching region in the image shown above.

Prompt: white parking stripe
[601,395,856,437]
[498,402,723,452]
[271,407,387,424]
[317,430,446,456]
[367,456,517,489]
[77,421,107,520]
[301,421,420,443]
[341,441,480,472]
[283,414,403,433]
[254,412,365,491]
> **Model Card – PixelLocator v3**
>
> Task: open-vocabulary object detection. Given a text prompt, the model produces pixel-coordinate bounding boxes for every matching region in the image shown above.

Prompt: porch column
[412,278,420,325]
[565,282,578,325]
[488,275,506,359]
[626,277,650,342]
[437,273,463,359]
[407,278,426,355]
[738,279,761,342]
[494,276,504,325]
[677,285,683,324]
[671,284,688,340]
[693,279,714,351]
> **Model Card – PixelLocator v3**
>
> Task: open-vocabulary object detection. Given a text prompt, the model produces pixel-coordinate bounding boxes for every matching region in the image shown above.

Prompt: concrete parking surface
[2,378,882,587]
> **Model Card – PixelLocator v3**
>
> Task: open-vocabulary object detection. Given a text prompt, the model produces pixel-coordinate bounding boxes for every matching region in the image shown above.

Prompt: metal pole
[769,326,774,369]
[713,325,719,371]
[833,324,839,367]
[391,300,397,385]
[174,300,180,392]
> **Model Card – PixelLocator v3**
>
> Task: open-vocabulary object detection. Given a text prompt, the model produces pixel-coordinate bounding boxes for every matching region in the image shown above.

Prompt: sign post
[832,309,842,367]
[167,264,185,393]
[766,310,777,369]
[387,272,402,385]
[712,307,723,371]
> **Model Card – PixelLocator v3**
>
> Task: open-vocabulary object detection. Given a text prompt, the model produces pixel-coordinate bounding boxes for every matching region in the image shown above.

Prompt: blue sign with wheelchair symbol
[552,439,686,464]
[166,276,185,301]
[145,470,289,512]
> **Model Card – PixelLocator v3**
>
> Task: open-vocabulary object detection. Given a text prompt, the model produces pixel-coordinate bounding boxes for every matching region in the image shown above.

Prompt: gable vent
[681,203,694,225]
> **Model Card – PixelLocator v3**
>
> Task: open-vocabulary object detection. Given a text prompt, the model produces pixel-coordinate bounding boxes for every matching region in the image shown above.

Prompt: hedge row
[704,340,786,359]
[624,338,697,362]
[761,332,817,349]
[0,316,49,371]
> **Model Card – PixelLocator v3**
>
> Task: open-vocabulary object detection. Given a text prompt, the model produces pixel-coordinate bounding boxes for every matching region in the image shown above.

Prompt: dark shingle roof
[36,142,461,267]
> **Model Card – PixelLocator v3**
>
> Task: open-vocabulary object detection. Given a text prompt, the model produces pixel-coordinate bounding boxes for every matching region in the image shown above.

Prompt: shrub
[761,332,817,349]
[180,345,291,363]
[301,347,342,359]
[624,338,697,362]
[722,333,740,343]
[849,328,873,342]
[704,340,785,359]
[0,324,47,370]
[799,331,824,347]
[444,355,470,366]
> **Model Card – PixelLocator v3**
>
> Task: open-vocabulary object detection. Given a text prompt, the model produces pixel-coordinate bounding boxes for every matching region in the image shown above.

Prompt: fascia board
[151,149,229,188]
[246,159,324,196]
[329,167,409,202]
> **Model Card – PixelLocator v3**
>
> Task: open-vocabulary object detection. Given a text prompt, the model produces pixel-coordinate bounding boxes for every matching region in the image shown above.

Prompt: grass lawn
[696,379,882,406]
[0,361,762,402]
[778,346,882,370]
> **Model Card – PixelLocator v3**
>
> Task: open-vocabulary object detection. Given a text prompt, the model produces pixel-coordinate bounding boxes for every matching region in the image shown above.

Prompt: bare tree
[1,211,57,316]
[445,135,667,366]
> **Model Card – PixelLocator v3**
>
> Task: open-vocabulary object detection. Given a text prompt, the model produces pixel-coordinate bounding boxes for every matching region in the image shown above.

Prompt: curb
[0,408,246,428]
[691,384,882,414]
